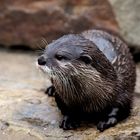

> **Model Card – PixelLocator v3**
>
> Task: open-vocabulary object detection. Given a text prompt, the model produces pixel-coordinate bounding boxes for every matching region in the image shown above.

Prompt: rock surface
[0,50,140,139]
[0,0,118,49]
[109,0,140,51]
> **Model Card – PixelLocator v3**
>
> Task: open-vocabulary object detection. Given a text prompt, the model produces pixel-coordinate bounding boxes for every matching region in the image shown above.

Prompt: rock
[0,50,140,139]
[109,0,140,51]
[0,0,118,49]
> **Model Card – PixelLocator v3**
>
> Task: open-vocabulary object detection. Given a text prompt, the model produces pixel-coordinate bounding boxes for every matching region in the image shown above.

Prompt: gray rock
[0,50,140,139]
[109,0,140,51]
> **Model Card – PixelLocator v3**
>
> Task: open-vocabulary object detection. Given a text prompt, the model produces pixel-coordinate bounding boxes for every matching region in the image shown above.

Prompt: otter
[37,29,136,132]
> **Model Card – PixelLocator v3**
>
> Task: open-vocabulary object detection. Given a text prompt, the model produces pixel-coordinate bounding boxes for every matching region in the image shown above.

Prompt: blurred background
[0,0,139,54]
[0,0,140,140]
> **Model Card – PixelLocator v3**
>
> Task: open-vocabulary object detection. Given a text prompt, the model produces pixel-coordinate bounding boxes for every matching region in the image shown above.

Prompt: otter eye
[80,55,92,64]
[55,54,65,61]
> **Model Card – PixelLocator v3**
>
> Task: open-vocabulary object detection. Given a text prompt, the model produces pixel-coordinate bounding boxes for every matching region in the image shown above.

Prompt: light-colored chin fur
[36,61,52,78]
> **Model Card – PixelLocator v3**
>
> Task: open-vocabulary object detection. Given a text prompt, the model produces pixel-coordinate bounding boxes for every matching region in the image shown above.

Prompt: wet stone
[24,99,41,105]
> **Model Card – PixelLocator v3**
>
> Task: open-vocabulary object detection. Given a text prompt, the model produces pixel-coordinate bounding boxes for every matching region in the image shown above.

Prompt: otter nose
[38,56,46,65]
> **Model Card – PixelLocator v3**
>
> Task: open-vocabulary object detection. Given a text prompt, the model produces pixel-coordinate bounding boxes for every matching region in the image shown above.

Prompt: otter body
[37,29,136,132]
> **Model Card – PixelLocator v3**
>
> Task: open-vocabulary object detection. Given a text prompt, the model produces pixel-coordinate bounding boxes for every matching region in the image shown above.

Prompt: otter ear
[79,54,92,64]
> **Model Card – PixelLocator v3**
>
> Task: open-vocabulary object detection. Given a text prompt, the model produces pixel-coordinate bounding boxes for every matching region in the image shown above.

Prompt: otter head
[37,34,117,111]
[37,35,94,77]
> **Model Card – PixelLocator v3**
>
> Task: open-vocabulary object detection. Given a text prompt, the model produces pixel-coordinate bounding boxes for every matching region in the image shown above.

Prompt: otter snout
[38,56,46,66]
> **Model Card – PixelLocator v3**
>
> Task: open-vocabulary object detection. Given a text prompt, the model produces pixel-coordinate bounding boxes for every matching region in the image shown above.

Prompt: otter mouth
[36,61,52,76]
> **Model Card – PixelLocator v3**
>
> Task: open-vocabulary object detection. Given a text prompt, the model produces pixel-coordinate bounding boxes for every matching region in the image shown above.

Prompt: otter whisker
[40,37,48,47]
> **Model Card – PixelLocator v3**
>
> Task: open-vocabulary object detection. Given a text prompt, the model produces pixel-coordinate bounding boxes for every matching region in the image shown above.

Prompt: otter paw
[97,117,117,132]
[60,116,79,130]
[45,86,55,96]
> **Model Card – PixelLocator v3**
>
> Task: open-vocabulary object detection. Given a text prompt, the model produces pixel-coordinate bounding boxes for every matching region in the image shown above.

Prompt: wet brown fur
[38,29,136,131]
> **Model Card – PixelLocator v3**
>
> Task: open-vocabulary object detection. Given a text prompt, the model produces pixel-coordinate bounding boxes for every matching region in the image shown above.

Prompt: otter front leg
[55,94,80,130]
[60,116,80,130]
[97,108,119,132]
[45,85,55,96]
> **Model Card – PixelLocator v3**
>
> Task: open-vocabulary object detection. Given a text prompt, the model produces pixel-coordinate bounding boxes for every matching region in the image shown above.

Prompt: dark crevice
[0,44,34,53]
[133,53,140,63]
[9,45,34,51]
[130,46,140,63]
